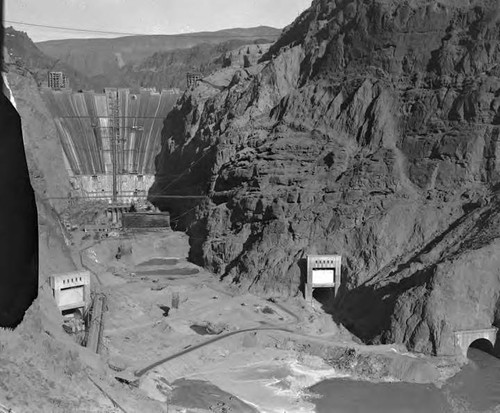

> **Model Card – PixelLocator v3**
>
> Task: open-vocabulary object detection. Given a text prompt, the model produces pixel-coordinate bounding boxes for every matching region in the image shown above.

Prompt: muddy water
[443,348,500,411]
[137,258,179,266]
[309,379,450,412]
[135,268,199,276]
[309,349,500,412]
[170,379,259,413]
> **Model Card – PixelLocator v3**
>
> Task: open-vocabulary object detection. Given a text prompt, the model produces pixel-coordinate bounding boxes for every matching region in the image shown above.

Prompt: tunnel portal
[454,328,498,358]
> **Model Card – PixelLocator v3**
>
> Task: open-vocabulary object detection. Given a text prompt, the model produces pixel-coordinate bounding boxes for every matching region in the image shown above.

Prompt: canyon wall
[0,86,38,328]
[151,0,500,355]
[4,63,77,283]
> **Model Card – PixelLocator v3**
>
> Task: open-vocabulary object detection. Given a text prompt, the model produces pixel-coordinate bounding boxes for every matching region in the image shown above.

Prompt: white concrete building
[50,271,91,312]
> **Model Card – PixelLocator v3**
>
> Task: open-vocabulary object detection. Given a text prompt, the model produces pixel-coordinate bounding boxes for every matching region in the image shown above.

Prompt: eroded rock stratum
[150,0,500,355]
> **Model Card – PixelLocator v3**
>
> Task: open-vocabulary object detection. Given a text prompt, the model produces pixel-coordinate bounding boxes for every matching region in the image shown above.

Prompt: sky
[5,0,312,42]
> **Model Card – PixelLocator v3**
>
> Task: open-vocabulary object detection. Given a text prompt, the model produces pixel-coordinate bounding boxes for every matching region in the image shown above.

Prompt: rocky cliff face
[150,0,500,355]
[121,40,272,91]
[4,62,76,283]
[221,43,272,68]
[0,90,38,328]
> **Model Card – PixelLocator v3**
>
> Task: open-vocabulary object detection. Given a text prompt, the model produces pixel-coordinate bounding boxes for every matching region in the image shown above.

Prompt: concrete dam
[42,88,181,202]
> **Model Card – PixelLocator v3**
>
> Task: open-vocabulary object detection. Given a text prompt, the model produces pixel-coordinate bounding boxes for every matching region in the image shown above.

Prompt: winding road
[134,325,295,377]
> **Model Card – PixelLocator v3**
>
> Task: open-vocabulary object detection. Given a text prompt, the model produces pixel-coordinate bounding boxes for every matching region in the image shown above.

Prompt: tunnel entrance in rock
[312,288,335,312]
[468,338,494,357]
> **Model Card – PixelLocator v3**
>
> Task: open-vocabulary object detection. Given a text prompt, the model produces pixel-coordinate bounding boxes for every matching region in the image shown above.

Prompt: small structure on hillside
[50,271,91,313]
[186,72,202,88]
[305,255,342,303]
[48,71,69,90]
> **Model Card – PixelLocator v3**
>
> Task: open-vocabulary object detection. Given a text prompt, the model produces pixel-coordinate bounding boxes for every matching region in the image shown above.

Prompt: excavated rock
[151,0,500,355]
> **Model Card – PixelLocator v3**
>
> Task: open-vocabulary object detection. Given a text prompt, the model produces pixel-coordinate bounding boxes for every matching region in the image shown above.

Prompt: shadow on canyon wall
[0,92,38,328]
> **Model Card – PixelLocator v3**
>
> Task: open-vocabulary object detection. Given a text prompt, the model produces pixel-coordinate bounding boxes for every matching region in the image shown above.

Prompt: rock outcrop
[221,43,272,69]
[0,90,38,328]
[150,0,500,355]
[4,60,75,284]
[122,40,273,91]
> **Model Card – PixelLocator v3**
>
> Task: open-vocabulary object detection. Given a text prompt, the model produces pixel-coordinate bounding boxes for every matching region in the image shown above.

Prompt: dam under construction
[41,87,181,204]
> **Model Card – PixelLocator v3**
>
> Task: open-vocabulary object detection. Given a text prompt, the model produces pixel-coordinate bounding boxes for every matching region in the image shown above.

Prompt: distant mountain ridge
[37,26,281,79]
[5,26,281,92]
[120,39,272,91]
[4,27,92,90]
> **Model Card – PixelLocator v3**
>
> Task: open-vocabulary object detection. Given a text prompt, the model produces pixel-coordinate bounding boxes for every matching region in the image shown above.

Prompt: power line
[58,116,166,119]
[169,204,202,230]
[42,195,207,200]
[155,147,213,194]
[5,20,150,37]
[5,20,280,39]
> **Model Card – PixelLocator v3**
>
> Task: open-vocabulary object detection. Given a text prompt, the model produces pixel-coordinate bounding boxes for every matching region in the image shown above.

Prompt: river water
[309,348,500,413]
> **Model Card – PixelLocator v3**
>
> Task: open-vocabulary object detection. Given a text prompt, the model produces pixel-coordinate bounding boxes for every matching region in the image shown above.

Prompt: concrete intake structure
[305,255,342,303]
[454,328,498,357]
[50,271,91,313]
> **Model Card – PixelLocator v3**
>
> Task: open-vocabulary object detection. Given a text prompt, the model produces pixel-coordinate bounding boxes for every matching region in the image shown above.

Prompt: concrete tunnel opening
[468,338,495,358]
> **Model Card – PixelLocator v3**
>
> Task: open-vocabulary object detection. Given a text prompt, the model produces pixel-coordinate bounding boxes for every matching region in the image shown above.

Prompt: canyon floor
[73,228,461,413]
[0,224,470,413]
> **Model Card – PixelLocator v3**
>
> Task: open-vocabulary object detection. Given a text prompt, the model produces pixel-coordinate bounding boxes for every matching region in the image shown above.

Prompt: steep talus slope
[150,0,500,355]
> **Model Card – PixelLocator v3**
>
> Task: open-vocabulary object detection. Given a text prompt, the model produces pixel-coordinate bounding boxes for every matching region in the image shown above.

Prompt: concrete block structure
[50,271,91,312]
[305,255,342,303]
[454,327,498,357]
[48,72,69,90]
[187,72,202,88]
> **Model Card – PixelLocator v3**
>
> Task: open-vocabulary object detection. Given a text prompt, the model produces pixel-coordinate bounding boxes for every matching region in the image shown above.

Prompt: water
[135,268,199,276]
[309,379,450,412]
[169,379,259,413]
[443,348,500,411]
[137,258,179,266]
[309,349,500,413]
